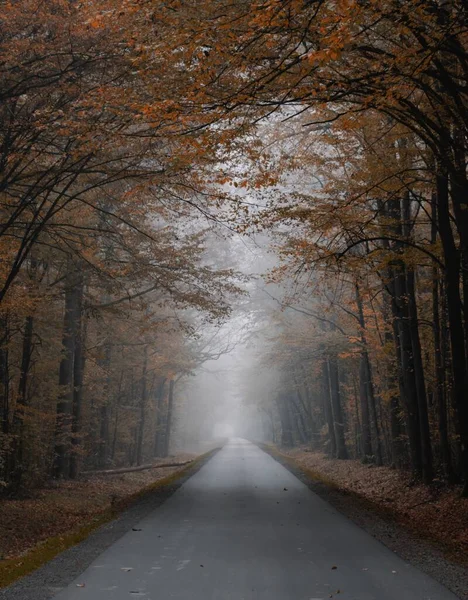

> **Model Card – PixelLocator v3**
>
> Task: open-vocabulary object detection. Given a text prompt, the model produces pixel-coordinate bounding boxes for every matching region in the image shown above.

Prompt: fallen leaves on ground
[0,454,194,561]
[281,447,468,562]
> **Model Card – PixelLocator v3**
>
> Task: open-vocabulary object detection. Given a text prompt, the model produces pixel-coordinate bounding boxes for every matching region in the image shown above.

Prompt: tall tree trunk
[163,378,175,457]
[276,395,294,447]
[290,394,308,445]
[401,191,433,482]
[154,377,167,457]
[382,294,406,468]
[110,371,124,463]
[9,314,34,488]
[431,192,454,481]
[406,266,433,483]
[70,278,85,480]
[384,197,423,478]
[135,347,148,466]
[364,351,383,466]
[97,343,112,469]
[54,265,81,479]
[0,317,9,438]
[355,283,376,462]
[293,372,312,442]
[321,359,337,456]
[327,356,348,459]
[358,353,372,461]
[437,167,468,494]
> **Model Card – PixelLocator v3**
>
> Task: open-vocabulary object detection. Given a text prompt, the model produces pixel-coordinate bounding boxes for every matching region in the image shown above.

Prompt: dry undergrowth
[0,454,195,562]
[277,447,468,563]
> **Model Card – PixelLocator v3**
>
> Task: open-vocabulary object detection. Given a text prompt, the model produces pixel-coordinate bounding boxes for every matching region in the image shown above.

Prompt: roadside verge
[0,448,220,599]
[260,443,468,600]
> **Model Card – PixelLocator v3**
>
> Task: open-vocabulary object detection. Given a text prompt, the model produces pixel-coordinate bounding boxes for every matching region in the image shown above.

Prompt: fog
[169,118,332,455]
[170,225,284,453]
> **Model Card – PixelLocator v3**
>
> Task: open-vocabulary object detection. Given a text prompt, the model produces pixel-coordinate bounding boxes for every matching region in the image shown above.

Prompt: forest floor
[265,445,468,599]
[274,447,468,562]
[0,453,195,563]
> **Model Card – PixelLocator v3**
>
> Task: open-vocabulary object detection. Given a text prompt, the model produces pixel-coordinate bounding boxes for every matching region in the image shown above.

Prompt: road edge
[0,447,221,600]
[258,442,468,600]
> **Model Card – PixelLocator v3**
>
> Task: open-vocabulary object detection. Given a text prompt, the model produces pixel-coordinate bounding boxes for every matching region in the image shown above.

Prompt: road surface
[53,439,458,600]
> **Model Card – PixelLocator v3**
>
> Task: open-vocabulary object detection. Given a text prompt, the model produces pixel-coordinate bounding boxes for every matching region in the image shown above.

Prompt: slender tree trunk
[97,342,112,469]
[300,364,320,446]
[382,293,406,468]
[163,379,175,457]
[401,192,432,481]
[352,374,361,459]
[70,278,85,479]
[0,317,9,438]
[364,352,383,466]
[358,354,372,461]
[110,371,124,463]
[450,166,468,494]
[384,196,423,478]
[54,265,81,478]
[154,377,166,457]
[321,359,337,456]
[431,193,454,481]
[291,395,308,445]
[327,356,348,459]
[8,314,35,489]
[406,266,433,483]
[135,347,148,466]
[276,395,294,447]
[293,373,312,442]
[355,283,375,462]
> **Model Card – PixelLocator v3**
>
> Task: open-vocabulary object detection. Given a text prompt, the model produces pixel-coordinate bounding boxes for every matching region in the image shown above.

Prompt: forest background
[0,0,468,512]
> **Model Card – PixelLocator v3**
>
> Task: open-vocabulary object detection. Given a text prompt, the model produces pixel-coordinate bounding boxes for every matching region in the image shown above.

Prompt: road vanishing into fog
[52,439,457,600]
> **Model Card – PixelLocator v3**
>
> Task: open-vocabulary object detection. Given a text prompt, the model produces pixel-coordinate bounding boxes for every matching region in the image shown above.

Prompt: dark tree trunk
[110,371,124,463]
[291,395,308,445]
[327,356,348,459]
[438,167,468,494]
[135,347,148,465]
[406,267,433,483]
[384,197,423,478]
[352,375,361,459]
[322,359,337,456]
[364,350,384,466]
[0,317,9,438]
[276,395,294,447]
[54,266,82,479]
[97,342,112,469]
[358,353,372,461]
[382,294,406,468]
[9,314,35,488]
[163,379,175,457]
[18,316,34,410]
[431,192,454,481]
[300,364,321,446]
[292,374,312,443]
[449,167,468,495]
[154,377,167,457]
[70,279,85,480]
[355,283,375,462]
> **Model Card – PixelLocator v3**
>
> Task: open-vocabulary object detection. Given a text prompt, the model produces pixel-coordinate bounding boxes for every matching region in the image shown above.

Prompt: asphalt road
[52,439,458,600]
